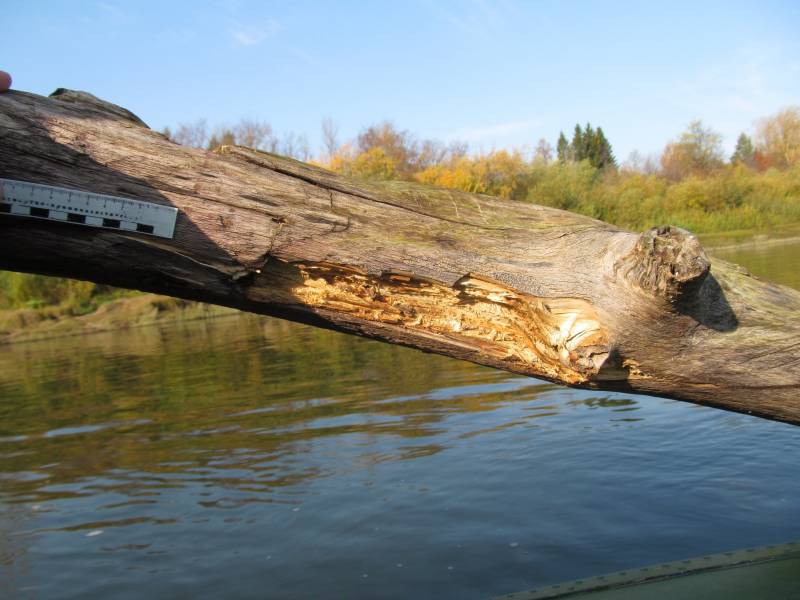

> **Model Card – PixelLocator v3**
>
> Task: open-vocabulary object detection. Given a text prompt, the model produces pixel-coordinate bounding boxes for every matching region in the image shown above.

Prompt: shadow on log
[1,89,799,424]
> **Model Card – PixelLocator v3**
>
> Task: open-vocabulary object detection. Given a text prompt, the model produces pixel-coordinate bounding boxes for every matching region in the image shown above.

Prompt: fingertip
[0,71,12,92]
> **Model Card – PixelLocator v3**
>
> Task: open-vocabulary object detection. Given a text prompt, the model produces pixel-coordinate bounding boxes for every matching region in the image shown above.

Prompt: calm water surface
[1,241,799,599]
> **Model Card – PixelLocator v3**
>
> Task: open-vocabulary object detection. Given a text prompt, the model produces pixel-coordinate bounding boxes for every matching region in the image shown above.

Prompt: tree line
[163,106,800,182]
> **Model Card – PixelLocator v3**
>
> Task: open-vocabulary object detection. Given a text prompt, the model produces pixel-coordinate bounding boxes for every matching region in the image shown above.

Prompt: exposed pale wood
[1,89,799,424]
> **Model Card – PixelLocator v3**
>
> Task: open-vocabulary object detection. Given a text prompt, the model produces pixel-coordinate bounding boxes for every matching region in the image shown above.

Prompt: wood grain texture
[1,89,799,424]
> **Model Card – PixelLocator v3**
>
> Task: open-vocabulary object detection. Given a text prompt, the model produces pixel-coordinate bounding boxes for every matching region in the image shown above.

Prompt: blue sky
[4,0,799,162]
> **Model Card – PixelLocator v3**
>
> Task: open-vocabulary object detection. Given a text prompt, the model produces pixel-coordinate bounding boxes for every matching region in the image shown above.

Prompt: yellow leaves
[326,146,352,174]
[327,144,399,181]
[351,147,398,180]
[414,150,529,199]
[327,144,530,199]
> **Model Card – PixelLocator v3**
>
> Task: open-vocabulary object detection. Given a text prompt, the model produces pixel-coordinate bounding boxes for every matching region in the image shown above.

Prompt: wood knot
[621,225,710,302]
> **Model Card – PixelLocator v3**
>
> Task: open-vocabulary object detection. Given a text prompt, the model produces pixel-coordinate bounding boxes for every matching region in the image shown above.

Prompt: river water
[1,241,799,599]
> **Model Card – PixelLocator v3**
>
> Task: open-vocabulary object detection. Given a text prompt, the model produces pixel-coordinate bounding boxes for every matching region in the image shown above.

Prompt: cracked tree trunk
[1,89,799,424]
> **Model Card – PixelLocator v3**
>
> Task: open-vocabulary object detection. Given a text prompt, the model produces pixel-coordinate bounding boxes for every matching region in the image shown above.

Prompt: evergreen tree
[556,132,569,163]
[561,122,616,170]
[594,127,616,170]
[570,124,583,161]
[581,123,595,161]
[731,133,755,167]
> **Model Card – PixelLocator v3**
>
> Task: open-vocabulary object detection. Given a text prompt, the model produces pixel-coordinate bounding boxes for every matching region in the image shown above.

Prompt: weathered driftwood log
[1,89,799,424]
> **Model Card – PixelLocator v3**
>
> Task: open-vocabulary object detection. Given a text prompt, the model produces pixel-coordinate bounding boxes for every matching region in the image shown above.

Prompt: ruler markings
[0,178,177,239]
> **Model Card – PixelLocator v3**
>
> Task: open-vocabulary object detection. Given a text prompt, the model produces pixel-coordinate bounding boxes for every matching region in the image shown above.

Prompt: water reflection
[709,239,800,291]
[0,316,553,505]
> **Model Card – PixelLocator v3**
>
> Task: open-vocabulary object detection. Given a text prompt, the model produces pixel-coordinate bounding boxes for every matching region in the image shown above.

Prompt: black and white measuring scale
[0,178,178,239]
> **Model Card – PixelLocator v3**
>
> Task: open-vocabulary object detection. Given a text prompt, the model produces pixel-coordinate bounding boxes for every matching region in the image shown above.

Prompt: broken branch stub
[619,225,711,302]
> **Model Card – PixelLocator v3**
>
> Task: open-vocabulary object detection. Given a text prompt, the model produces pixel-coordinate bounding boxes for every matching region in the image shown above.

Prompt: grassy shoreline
[0,294,238,346]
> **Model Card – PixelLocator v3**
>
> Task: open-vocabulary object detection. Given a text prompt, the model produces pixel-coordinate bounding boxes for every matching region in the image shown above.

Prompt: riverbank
[0,294,237,345]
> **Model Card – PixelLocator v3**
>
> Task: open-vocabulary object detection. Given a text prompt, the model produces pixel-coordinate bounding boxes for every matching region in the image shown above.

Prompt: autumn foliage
[316,107,800,235]
[160,107,800,235]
